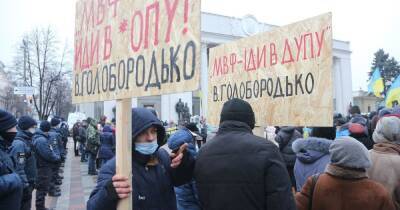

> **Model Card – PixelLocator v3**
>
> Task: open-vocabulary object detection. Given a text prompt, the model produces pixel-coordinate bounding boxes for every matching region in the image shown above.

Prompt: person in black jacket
[87,108,195,210]
[9,116,38,210]
[0,109,23,210]
[72,121,81,156]
[194,98,296,210]
[275,126,303,189]
[98,125,115,168]
[33,121,61,210]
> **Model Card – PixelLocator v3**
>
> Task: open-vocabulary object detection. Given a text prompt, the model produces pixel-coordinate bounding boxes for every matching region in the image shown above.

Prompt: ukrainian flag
[368,68,384,97]
[386,75,400,107]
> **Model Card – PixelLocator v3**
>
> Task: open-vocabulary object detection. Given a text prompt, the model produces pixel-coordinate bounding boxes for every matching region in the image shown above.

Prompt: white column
[200,43,208,118]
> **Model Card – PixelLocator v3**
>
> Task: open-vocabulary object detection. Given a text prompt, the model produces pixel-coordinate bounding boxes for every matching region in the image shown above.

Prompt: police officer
[48,118,63,196]
[33,121,61,210]
[9,116,38,210]
[0,109,23,210]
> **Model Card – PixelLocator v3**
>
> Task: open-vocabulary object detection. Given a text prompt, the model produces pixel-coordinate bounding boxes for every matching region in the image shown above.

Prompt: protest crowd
[0,99,399,210]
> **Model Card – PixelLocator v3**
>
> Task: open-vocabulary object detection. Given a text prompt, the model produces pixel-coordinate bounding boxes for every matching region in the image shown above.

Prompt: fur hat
[292,137,332,154]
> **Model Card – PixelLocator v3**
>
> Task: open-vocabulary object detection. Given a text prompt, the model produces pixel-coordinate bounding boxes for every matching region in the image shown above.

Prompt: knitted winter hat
[18,116,37,130]
[0,109,17,133]
[220,98,255,129]
[329,136,371,169]
[373,116,400,143]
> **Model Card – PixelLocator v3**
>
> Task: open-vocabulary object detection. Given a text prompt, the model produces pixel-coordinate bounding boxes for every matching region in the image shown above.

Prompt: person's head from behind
[18,115,37,135]
[372,116,400,144]
[50,117,61,128]
[132,108,165,155]
[0,109,18,146]
[185,122,199,133]
[40,120,51,135]
[82,120,88,128]
[350,105,361,117]
[329,136,371,170]
[167,128,196,156]
[220,98,255,129]
[310,126,336,140]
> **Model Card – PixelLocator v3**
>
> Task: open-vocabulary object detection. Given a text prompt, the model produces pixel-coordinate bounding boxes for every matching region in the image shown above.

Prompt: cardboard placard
[207,13,333,127]
[73,0,201,103]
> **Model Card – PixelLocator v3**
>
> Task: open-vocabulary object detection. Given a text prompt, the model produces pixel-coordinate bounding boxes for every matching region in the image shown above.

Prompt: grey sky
[1,0,399,91]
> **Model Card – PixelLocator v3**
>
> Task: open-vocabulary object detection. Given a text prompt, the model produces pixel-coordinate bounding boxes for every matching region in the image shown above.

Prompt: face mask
[135,140,158,155]
[28,128,36,134]
[0,132,17,146]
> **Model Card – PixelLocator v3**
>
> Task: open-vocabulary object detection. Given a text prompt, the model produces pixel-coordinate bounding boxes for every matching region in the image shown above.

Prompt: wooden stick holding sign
[116,99,132,210]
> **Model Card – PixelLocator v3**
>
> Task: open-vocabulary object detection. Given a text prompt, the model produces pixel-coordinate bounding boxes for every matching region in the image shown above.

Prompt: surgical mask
[135,141,158,155]
[28,128,36,134]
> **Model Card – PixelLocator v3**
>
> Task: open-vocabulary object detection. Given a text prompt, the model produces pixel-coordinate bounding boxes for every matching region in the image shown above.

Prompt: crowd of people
[0,110,69,210]
[85,99,400,210]
[71,117,116,175]
[1,99,400,210]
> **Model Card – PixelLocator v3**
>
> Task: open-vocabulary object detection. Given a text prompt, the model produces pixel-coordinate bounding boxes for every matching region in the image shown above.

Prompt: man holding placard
[87,108,194,210]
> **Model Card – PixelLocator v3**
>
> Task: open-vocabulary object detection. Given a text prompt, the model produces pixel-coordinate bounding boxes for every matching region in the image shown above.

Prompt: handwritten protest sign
[208,13,333,127]
[73,0,200,103]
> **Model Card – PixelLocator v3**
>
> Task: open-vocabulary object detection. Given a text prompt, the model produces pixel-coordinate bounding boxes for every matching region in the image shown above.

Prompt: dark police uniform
[9,130,37,210]
[0,137,23,210]
[33,130,60,210]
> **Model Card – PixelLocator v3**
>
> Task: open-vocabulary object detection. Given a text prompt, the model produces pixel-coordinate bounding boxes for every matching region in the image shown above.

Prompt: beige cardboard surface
[207,13,333,127]
[73,0,200,103]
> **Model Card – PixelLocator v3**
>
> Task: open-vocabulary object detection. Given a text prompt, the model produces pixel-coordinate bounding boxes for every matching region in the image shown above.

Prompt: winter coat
[0,139,23,210]
[168,128,201,210]
[337,115,374,149]
[49,128,64,157]
[292,137,332,191]
[275,127,303,167]
[33,130,61,167]
[296,164,395,210]
[87,108,195,210]
[98,126,115,161]
[86,118,100,155]
[367,143,400,209]
[78,126,87,143]
[9,130,37,187]
[194,120,296,210]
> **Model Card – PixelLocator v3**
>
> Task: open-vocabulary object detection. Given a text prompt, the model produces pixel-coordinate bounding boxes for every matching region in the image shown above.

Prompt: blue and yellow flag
[368,68,384,97]
[386,75,400,107]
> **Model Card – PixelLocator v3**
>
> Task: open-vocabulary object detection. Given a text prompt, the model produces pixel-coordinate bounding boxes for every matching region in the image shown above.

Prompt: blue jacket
[0,139,23,210]
[292,137,332,191]
[167,128,201,210]
[98,126,115,160]
[9,130,37,187]
[87,108,195,210]
[49,128,63,157]
[33,130,61,167]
